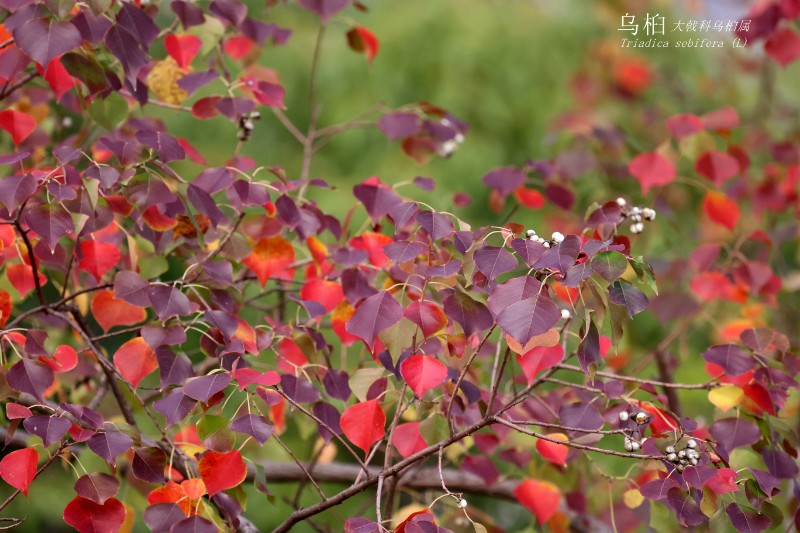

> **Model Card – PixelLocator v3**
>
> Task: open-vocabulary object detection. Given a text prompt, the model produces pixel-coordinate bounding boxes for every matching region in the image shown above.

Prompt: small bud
[454,133,465,144]
[551,231,565,244]
[686,439,697,449]
[665,446,675,454]
[560,308,571,320]
[616,197,627,207]
[618,411,629,422]
[667,453,677,462]
[635,412,648,424]
[458,498,468,509]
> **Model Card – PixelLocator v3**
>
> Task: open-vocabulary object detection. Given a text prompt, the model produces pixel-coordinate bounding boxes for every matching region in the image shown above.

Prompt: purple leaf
[682,465,716,489]
[486,276,541,316]
[510,238,546,267]
[353,182,402,222]
[113,271,150,307]
[156,348,193,388]
[473,246,518,281]
[341,268,378,303]
[148,285,192,321]
[230,414,274,444]
[702,344,754,376]
[576,320,600,372]
[184,373,231,402]
[252,81,286,108]
[377,113,419,140]
[298,0,351,22]
[533,235,581,273]
[132,447,167,483]
[416,210,454,241]
[0,174,37,213]
[749,468,781,497]
[482,167,526,196]
[313,402,342,443]
[323,369,352,401]
[87,430,134,465]
[12,17,82,68]
[153,388,196,425]
[142,325,187,349]
[228,179,269,208]
[608,280,649,318]
[144,503,185,533]
[384,240,426,264]
[136,131,185,163]
[23,415,70,446]
[24,204,73,252]
[426,260,461,278]
[0,151,31,165]
[388,201,419,228]
[413,176,435,191]
[275,194,301,228]
[442,291,493,337]
[193,168,233,195]
[760,448,798,479]
[187,185,226,227]
[345,291,403,349]
[591,251,627,283]
[709,418,761,450]
[7,359,54,401]
[725,503,771,533]
[59,404,103,430]
[178,70,219,95]
[171,0,206,28]
[116,3,159,49]
[215,97,255,120]
[561,261,593,287]
[344,517,380,533]
[171,516,217,533]
[666,487,708,527]
[280,374,320,403]
[74,473,119,505]
[496,295,559,345]
[209,0,248,26]
[104,25,148,88]
[558,402,603,432]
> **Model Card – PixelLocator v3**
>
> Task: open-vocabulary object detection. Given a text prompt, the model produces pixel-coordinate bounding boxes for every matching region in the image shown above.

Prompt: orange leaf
[91,290,147,332]
[514,187,545,209]
[535,433,569,466]
[300,279,344,312]
[0,289,11,327]
[346,26,379,63]
[514,479,561,524]
[198,450,247,496]
[113,338,157,387]
[142,206,178,232]
[332,301,359,346]
[349,232,391,267]
[41,345,78,373]
[703,190,739,230]
[147,481,191,515]
[180,478,207,500]
[6,264,47,298]
[242,236,295,287]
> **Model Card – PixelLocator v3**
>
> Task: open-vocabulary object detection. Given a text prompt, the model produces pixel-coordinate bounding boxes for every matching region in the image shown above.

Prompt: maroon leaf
[682,465,716,489]
[415,210,453,241]
[104,25,148,88]
[533,235,581,273]
[132,447,167,484]
[87,430,134,465]
[135,131,185,163]
[63,496,126,533]
[12,17,82,68]
[153,388,196,425]
[24,204,73,252]
[209,0,248,26]
[640,477,681,500]
[345,291,403,349]
[725,503,771,533]
[171,516,217,533]
[313,402,342,442]
[230,414,274,445]
[0,174,37,214]
[384,240,426,264]
[749,468,781,497]
[702,345,754,376]
[760,448,798,479]
[279,374,320,403]
[443,291,493,337]
[709,418,761,450]
[474,246,518,281]
[184,373,231,402]
[558,402,603,431]
[116,3,159,48]
[496,295,559,345]
[7,359,54,401]
[576,320,600,372]
[666,487,708,527]
[156,349,193,388]
[608,280,649,318]
[113,271,150,307]
[148,285,192,321]
[23,415,71,446]
[143,503,185,533]
[298,0,351,21]
[74,473,120,505]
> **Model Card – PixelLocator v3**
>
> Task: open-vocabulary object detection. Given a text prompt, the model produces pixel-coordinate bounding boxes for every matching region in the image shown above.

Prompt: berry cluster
[665,439,701,472]
[618,410,651,452]
[616,198,656,235]
[525,229,565,248]
[237,111,262,141]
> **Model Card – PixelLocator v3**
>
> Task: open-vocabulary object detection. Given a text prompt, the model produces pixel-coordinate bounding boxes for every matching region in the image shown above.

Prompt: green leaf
[592,251,628,282]
[419,413,448,445]
[630,256,658,295]
[197,415,234,452]
[89,92,127,130]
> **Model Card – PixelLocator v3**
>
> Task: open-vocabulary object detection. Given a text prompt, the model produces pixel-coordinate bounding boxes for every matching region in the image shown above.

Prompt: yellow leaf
[708,385,744,412]
[700,486,718,517]
[623,489,644,509]
[146,57,189,105]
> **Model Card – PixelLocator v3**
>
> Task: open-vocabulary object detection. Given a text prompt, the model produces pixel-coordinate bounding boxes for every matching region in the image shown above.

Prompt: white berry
[635,412,648,424]
[616,197,627,207]
[624,439,633,452]
[630,441,640,452]
[526,229,536,237]
[619,411,629,422]
[667,453,677,462]
[631,222,644,234]
[560,308,571,320]
[690,457,698,466]
[686,439,697,449]
[665,446,675,454]
[551,231,565,244]
[458,498,468,508]
[543,241,551,248]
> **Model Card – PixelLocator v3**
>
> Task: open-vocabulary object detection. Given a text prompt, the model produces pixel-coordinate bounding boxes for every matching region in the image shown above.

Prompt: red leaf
[6,264,47,299]
[198,450,247,496]
[63,496,126,533]
[514,187,545,209]
[176,138,206,165]
[401,136,437,164]
[391,422,427,459]
[232,368,280,390]
[400,355,448,398]
[517,344,564,385]
[703,191,739,230]
[113,337,157,387]
[535,433,569,466]
[628,152,675,192]
[340,400,386,453]
[706,468,739,495]
[37,56,76,102]
[636,401,678,434]
[6,403,33,420]
[0,289,12,327]
[91,290,147,332]
[192,96,222,119]
[142,206,178,232]
[0,447,38,495]
[696,151,739,186]
[243,236,295,287]
[404,301,447,337]
[164,34,201,69]
[665,113,703,139]
[700,107,739,131]
[514,479,561,524]
[41,344,78,373]
[346,26,379,63]
[349,232,392,267]
[0,110,36,145]
[300,279,344,312]
[223,36,255,60]
[79,241,121,281]
[765,28,800,67]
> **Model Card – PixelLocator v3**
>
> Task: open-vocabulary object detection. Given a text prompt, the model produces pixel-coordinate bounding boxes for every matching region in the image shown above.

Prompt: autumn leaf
[243,236,295,287]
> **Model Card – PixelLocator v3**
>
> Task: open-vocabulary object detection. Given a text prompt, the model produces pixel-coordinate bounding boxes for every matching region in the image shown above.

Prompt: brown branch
[555,363,718,390]
[0,71,38,102]
[446,324,495,435]
[653,350,683,417]
[14,215,46,306]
